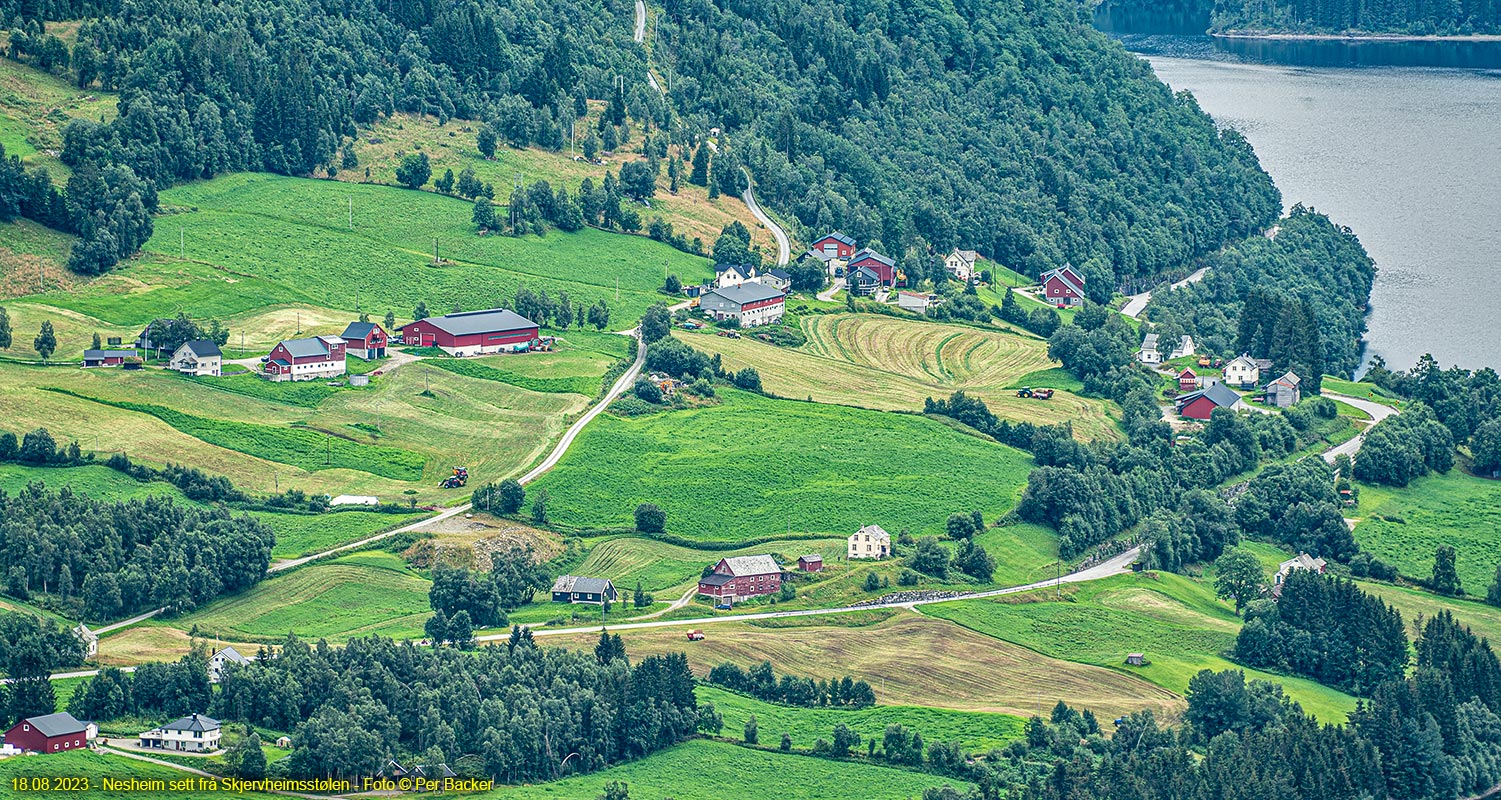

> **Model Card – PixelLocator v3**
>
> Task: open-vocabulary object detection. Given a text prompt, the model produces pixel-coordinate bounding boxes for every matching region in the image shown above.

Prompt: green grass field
[0,355,587,502]
[1322,376,1401,405]
[682,314,1119,440]
[922,572,1359,723]
[695,685,1023,754]
[530,388,1037,543]
[0,750,270,800]
[0,462,195,502]
[160,550,432,642]
[1352,470,1501,593]
[484,739,969,800]
[1360,580,1501,646]
[253,510,430,559]
[538,612,1181,722]
[575,536,849,593]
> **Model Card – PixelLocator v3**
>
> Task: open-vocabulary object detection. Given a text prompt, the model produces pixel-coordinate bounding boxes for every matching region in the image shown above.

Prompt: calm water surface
[1112,33,1501,371]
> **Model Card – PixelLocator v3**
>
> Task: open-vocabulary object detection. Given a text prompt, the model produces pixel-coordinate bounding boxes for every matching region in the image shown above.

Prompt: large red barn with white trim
[396,308,540,356]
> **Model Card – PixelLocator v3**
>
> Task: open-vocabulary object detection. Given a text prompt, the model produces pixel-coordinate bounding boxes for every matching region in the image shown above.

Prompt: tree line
[1143,206,1378,381]
[1364,354,1501,479]
[0,480,275,621]
[706,661,876,709]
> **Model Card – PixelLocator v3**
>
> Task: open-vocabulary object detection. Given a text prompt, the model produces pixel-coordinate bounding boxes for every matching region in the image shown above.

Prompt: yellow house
[848,524,891,560]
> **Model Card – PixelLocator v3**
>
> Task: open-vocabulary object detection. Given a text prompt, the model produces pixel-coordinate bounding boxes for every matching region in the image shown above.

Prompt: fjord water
[1101,25,1501,372]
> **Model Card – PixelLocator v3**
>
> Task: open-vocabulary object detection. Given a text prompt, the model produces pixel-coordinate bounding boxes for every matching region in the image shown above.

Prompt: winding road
[1321,391,1399,464]
[270,333,647,573]
[741,168,790,267]
[1120,267,1210,319]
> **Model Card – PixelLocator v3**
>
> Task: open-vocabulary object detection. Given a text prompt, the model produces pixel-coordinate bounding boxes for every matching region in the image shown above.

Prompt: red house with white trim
[1178,368,1198,393]
[396,308,539,357]
[1040,266,1086,308]
[340,321,388,360]
[811,232,856,260]
[263,335,346,382]
[4,713,94,754]
[848,248,897,286]
[698,555,782,601]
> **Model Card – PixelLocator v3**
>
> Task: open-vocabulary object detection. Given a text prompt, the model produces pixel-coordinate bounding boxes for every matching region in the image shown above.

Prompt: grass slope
[922,572,1359,723]
[253,510,430,559]
[538,612,1181,722]
[683,314,1118,439]
[1352,470,1501,593]
[696,685,1023,754]
[0,750,272,800]
[530,388,1036,543]
[576,536,848,593]
[483,739,969,800]
[159,551,431,642]
[0,462,194,502]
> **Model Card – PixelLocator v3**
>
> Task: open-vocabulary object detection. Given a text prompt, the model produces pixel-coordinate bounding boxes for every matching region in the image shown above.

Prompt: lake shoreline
[1213,30,1501,42]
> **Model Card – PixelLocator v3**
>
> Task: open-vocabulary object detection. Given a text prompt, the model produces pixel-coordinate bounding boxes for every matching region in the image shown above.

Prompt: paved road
[817,278,845,302]
[272,333,645,573]
[477,546,1143,643]
[741,168,789,267]
[1321,391,1399,464]
[1120,267,1209,319]
[94,607,166,635]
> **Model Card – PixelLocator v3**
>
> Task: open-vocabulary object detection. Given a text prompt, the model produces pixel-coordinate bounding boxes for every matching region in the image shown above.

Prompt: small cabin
[1126,653,1145,666]
[797,555,824,572]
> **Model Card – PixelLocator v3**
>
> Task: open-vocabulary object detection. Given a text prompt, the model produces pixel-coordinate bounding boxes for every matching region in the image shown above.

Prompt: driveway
[817,278,844,302]
[1321,391,1399,464]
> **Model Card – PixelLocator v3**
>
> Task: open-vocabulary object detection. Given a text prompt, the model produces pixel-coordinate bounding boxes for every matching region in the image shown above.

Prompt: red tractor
[439,466,469,489]
[685,630,705,641]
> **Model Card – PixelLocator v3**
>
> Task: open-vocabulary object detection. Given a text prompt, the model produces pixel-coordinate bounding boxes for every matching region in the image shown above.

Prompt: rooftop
[341,321,381,339]
[706,283,785,306]
[181,339,221,358]
[22,712,88,738]
[719,554,780,576]
[398,308,537,337]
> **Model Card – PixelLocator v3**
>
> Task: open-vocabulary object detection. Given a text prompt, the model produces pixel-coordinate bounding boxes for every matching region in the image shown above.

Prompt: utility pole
[180,227,185,260]
[326,434,332,467]
[433,238,439,265]
[616,277,620,302]
[349,197,353,230]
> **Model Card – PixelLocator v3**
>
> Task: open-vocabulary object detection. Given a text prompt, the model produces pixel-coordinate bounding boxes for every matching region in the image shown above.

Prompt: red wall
[850,258,893,284]
[4,722,85,753]
[815,238,855,258]
[400,321,538,349]
[1180,396,1218,420]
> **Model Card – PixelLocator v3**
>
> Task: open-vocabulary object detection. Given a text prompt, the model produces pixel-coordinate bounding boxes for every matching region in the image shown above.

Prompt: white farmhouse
[138,714,222,753]
[848,524,891,560]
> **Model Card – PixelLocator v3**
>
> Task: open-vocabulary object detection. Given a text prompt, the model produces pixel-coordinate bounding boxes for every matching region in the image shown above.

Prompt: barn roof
[1176,383,1242,410]
[816,231,855,246]
[398,308,537,337]
[22,712,88,738]
[1040,267,1085,296]
[84,349,136,359]
[850,248,894,267]
[277,337,335,358]
[706,283,785,306]
[341,321,380,340]
[720,555,779,576]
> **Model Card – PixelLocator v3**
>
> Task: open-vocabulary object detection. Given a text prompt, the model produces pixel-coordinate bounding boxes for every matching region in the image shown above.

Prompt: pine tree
[33,320,56,361]
[0,306,12,349]
[472,196,496,230]
[1432,545,1462,596]
[91,332,102,350]
[1486,563,1501,607]
[689,144,709,186]
[383,311,396,331]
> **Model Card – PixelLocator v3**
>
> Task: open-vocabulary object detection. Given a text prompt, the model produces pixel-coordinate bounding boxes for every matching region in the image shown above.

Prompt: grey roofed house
[1140,333,1159,351]
[550,575,618,603]
[704,282,785,306]
[133,319,173,353]
[800,249,834,263]
[1178,382,1244,410]
[850,247,895,267]
[279,336,338,358]
[161,713,220,734]
[341,321,379,340]
[719,554,780,576]
[398,308,536,336]
[23,712,89,738]
[767,268,792,282]
[180,340,221,358]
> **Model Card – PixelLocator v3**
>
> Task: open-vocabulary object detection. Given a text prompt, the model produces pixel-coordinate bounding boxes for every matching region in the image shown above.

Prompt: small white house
[944,249,978,282]
[715,264,757,289]
[1138,333,1162,366]
[1170,335,1196,360]
[207,646,249,683]
[897,291,940,314]
[1224,354,1260,389]
[71,624,98,659]
[170,340,222,377]
[848,525,891,560]
[138,714,221,753]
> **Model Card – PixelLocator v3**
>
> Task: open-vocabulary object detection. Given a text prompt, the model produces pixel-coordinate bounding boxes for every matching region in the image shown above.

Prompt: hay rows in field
[801,316,1054,389]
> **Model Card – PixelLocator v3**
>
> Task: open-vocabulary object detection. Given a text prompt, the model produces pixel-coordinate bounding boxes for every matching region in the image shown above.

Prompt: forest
[1094,0,1501,35]
[0,480,275,620]
[1143,206,1377,380]
[1,0,1285,290]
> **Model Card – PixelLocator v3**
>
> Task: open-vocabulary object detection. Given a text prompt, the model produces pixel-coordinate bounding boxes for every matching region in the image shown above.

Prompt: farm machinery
[1015,387,1055,400]
[439,466,469,489]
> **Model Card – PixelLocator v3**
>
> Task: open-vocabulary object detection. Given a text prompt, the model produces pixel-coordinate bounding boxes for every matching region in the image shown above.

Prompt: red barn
[811,232,856,260]
[848,248,897,286]
[1040,266,1085,308]
[1178,367,1198,393]
[797,555,824,572]
[263,335,346,382]
[83,349,134,367]
[340,321,388,360]
[4,713,93,754]
[397,308,539,357]
[1175,383,1245,421]
[698,555,781,601]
